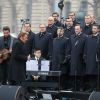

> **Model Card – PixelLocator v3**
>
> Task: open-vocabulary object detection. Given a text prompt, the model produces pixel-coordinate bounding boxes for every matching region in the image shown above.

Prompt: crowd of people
[0,11,100,92]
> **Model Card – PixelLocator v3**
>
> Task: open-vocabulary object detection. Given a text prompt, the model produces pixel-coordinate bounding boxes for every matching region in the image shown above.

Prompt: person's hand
[9,49,12,53]
[27,55,31,61]
[32,75,40,80]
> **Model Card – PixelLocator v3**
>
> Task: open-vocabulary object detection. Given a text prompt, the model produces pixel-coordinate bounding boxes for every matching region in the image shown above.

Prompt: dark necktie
[37,59,41,71]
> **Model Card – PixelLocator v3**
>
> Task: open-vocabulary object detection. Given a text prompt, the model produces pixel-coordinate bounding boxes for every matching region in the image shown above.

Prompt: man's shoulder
[29,30,35,36]
[0,36,3,40]
[30,57,35,60]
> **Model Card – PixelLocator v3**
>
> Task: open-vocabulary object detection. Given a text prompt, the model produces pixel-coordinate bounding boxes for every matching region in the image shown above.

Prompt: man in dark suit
[84,24,100,92]
[52,12,63,27]
[70,24,87,91]
[64,18,75,38]
[24,23,35,55]
[0,26,16,85]
[52,27,71,89]
[9,32,30,85]
[46,17,57,38]
[68,12,79,26]
[83,15,92,35]
[35,24,53,60]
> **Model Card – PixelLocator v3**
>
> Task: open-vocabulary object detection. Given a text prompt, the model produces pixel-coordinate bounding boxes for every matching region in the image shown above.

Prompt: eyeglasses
[40,27,45,28]
[66,21,72,22]
[53,16,58,17]
[48,20,53,21]
[69,15,74,16]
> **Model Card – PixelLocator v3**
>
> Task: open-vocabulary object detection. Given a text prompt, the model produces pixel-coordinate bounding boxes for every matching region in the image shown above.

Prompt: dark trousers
[0,60,9,85]
[60,74,69,90]
[69,76,85,91]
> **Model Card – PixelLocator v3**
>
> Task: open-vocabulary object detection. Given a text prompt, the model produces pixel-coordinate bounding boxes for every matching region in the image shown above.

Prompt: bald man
[46,16,57,38]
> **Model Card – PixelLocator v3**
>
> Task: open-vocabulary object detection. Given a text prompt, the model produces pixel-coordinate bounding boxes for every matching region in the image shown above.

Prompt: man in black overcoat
[23,23,35,55]
[84,24,100,91]
[34,24,53,60]
[64,18,75,38]
[82,15,92,35]
[52,27,71,89]
[52,12,63,27]
[70,24,87,91]
[68,12,79,26]
[46,17,57,38]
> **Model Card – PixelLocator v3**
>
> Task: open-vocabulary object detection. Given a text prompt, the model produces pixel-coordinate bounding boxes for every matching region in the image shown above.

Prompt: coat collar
[39,31,46,37]
[73,32,82,38]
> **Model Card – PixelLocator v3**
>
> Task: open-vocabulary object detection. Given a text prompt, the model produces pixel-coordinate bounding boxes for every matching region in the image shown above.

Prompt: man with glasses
[46,17,57,38]
[64,18,75,38]
[35,24,52,60]
[83,15,92,35]
[52,12,62,27]
[68,12,79,26]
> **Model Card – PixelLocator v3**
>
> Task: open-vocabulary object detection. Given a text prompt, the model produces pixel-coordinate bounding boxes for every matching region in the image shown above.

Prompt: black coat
[46,24,57,38]
[24,30,35,55]
[54,20,63,27]
[34,32,53,59]
[73,19,79,26]
[52,36,71,74]
[84,34,100,75]
[9,40,28,81]
[70,33,87,76]
[82,24,92,35]
[64,26,75,38]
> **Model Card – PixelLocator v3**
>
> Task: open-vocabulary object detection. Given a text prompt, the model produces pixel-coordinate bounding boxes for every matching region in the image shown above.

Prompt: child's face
[34,50,41,58]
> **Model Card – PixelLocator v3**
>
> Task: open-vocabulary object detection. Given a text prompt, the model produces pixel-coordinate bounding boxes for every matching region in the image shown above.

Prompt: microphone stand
[20,19,30,32]
[58,0,64,25]
[74,40,78,93]
[58,33,60,39]
[20,21,25,33]
[97,33,100,91]
[74,70,77,92]
[97,58,100,91]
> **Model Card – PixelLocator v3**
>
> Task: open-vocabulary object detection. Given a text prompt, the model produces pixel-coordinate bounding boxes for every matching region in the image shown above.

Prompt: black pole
[97,33,100,91]
[58,0,64,22]
[20,22,24,33]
